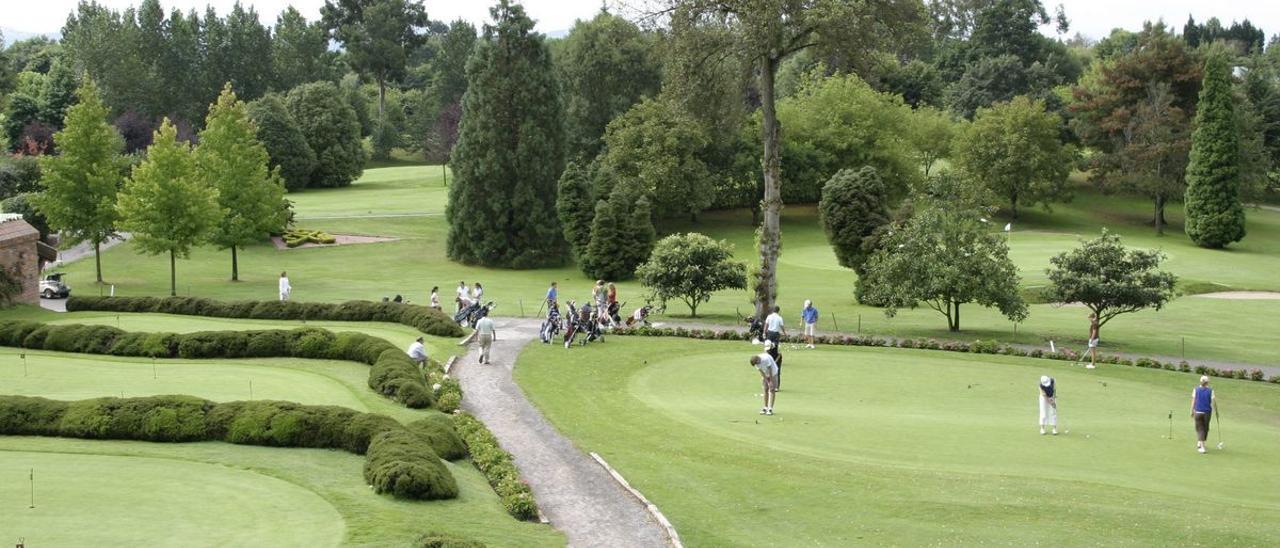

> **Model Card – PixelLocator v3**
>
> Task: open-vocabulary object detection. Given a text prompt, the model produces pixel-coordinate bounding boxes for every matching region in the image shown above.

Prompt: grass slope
[0,437,563,547]
[32,165,1280,365]
[515,337,1280,546]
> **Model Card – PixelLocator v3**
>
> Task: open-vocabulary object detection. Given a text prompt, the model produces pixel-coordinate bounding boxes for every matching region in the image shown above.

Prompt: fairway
[31,165,1280,367]
[0,449,345,546]
[516,337,1280,546]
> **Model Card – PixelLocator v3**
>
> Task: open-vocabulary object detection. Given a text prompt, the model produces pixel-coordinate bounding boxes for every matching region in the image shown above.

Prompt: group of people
[1037,372,1220,453]
[746,300,822,415]
[424,281,485,312]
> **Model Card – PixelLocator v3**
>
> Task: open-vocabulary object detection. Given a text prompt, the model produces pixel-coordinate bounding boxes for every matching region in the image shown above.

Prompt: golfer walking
[278,271,291,301]
[1084,313,1099,369]
[801,300,819,349]
[749,352,778,415]
[1038,375,1058,435]
[1191,376,1218,454]
[475,315,496,365]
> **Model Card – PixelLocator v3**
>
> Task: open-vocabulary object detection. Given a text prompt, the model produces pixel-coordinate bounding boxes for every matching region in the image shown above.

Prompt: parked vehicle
[40,272,70,299]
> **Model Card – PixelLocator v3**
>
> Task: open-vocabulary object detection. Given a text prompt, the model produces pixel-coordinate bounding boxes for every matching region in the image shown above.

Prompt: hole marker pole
[249,380,254,400]
[152,357,157,380]
[519,299,525,318]
[21,353,27,377]
[29,468,34,509]
[831,313,838,332]
[857,314,862,334]
[1181,337,1185,359]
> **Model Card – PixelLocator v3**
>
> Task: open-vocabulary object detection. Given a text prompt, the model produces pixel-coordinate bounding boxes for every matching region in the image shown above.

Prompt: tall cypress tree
[1184,54,1246,248]
[445,0,566,268]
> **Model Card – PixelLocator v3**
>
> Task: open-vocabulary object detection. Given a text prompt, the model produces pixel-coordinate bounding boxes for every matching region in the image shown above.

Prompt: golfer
[765,305,786,344]
[546,281,558,308]
[1084,313,1099,369]
[406,337,428,369]
[1191,376,1218,454]
[1038,375,1058,435]
[475,315,497,365]
[749,352,778,415]
[801,300,819,349]
[278,271,291,301]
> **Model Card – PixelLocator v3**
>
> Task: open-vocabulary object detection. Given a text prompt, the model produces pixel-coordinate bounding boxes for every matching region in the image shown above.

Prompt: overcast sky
[4,0,1279,42]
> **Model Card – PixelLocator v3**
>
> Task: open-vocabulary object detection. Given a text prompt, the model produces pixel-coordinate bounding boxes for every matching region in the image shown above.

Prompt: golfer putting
[749,352,779,415]
[1038,375,1058,435]
[1191,375,1219,454]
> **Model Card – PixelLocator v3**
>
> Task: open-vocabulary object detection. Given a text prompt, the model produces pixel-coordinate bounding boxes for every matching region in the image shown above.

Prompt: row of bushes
[0,395,460,500]
[66,296,464,338]
[415,533,487,548]
[454,413,539,521]
[613,326,1280,385]
[0,321,437,409]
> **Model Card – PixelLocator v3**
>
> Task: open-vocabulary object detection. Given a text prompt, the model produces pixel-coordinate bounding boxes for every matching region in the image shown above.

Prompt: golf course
[515,336,1280,546]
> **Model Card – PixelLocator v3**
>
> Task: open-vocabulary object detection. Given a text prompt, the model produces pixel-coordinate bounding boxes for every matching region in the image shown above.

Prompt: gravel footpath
[452,317,669,548]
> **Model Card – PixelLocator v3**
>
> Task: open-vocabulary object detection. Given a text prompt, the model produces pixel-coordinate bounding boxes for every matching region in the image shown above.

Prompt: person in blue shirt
[1191,376,1218,454]
[546,281,558,308]
[801,300,819,349]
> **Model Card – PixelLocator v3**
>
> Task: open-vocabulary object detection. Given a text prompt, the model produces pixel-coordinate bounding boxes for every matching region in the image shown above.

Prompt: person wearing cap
[1191,376,1218,454]
[1038,375,1058,435]
[750,352,779,415]
[801,300,819,349]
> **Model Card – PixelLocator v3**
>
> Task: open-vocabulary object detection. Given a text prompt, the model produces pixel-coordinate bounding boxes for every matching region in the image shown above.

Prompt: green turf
[31,165,1280,365]
[0,437,563,547]
[515,336,1280,546]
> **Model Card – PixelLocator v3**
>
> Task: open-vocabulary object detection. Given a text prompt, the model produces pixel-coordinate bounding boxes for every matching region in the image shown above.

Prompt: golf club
[1215,409,1224,450]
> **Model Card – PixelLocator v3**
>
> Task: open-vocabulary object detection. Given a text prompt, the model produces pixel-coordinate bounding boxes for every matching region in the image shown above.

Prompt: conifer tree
[1184,54,1246,248]
[197,84,287,281]
[35,78,123,283]
[118,119,222,296]
[446,0,566,268]
[581,199,622,280]
[556,160,595,261]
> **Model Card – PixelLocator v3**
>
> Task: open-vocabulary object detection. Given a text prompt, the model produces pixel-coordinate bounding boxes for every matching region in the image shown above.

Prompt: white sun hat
[1040,375,1051,387]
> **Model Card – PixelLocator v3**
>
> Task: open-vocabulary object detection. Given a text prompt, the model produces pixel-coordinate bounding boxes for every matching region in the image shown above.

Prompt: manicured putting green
[0,449,344,546]
[517,337,1280,546]
[0,350,368,410]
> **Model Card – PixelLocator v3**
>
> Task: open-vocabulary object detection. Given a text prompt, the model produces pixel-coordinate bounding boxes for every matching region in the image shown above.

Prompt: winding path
[451,317,669,548]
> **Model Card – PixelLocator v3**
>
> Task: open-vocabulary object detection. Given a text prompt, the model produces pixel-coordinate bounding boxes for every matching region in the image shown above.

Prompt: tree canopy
[1044,230,1179,337]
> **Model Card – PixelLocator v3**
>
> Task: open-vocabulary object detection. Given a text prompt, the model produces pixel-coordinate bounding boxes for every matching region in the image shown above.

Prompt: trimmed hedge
[407,414,468,461]
[0,321,436,409]
[0,395,458,500]
[613,326,1280,385]
[414,533,487,548]
[66,296,464,338]
[454,413,538,521]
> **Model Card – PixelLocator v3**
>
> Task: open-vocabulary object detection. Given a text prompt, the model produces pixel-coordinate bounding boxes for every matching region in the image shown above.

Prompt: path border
[589,452,683,548]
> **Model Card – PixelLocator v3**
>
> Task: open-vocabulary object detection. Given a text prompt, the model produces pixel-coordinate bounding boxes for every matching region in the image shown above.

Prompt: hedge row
[0,395,458,500]
[66,296,464,339]
[415,533,487,548]
[453,413,538,521]
[0,321,437,409]
[613,326,1280,385]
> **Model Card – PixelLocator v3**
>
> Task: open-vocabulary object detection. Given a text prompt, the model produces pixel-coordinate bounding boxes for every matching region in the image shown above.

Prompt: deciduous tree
[285,81,365,187]
[247,93,316,191]
[196,85,287,281]
[117,119,222,296]
[953,96,1074,219]
[35,79,123,283]
[1044,230,1178,340]
[636,233,747,318]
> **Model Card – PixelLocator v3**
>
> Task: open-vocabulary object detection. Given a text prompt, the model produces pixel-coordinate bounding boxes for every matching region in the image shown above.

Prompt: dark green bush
[454,413,539,520]
[0,320,41,346]
[370,349,435,409]
[246,330,290,357]
[414,533,487,548]
[0,395,459,501]
[407,415,468,461]
[66,296,463,337]
[363,429,459,500]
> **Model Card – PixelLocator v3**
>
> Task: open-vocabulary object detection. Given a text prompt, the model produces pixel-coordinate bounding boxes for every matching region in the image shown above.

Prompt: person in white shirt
[278,271,291,301]
[764,306,786,388]
[473,282,484,302]
[475,316,497,365]
[406,337,428,370]
[749,352,778,415]
[456,281,470,312]
[429,286,441,310]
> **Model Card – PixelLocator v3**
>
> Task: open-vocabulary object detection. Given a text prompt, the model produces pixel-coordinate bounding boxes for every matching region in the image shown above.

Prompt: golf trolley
[562,301,604,348]
[454,300,494,328]
[540,304,562,344]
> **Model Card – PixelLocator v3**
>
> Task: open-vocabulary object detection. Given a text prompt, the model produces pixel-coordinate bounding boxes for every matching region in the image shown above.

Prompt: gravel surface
[452,317,669,548]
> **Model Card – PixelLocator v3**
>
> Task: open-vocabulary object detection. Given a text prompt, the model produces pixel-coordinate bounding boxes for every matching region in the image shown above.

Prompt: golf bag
[625,305,653,328]
[745,316,765,343]
[607,301,625,326]
[583,313,605,344]
[540,304,562,344]
[563,301,581,348]
[453,301,480,325]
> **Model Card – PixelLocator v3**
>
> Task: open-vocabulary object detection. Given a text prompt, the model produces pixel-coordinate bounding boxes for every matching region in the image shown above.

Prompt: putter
[1215,410,1224,450]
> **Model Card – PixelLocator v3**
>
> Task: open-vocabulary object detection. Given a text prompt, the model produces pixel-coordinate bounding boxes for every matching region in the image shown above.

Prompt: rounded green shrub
[363,430,459,500]
[414,532,487,548]
[406,415,468,461]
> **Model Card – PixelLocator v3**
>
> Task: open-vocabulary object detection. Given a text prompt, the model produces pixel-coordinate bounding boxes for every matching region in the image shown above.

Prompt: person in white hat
[1039,375,1058,435]
[1191,375,1217,454]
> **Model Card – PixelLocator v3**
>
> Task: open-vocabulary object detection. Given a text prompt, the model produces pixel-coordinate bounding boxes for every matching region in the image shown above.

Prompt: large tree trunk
[231,246,239,282]
[1010,192,1020,221]
[754,56,782,321]
[949,301,961,332]
[169,250,176,297]
[94,239,103,284]
[1154,194,1166,236]
[377,78,387,120]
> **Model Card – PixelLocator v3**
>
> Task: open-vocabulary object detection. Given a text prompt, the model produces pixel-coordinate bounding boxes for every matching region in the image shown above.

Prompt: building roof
[0,216,40,241]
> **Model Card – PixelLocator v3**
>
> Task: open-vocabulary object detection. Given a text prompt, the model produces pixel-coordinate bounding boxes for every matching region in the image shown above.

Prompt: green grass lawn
[34,165,1280,365]
[0,315,564,546]
[515,336,1280,546]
